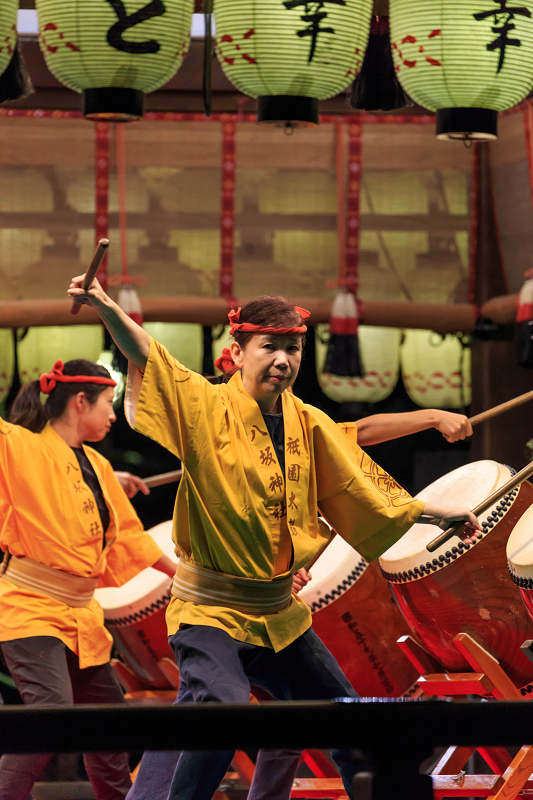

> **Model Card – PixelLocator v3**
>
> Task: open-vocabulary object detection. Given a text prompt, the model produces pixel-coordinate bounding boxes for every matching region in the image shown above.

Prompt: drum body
[299,534,419,696]
[95,520,178,689]
[379,461,533,688]
[507,503,533,622]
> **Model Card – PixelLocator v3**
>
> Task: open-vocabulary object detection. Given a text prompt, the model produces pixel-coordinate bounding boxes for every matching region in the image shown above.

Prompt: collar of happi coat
[225,372,310,537]
[40,423,118,569]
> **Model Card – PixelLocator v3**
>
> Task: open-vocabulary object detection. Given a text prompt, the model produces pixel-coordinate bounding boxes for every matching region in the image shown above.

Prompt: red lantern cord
[327,119,363,311]
[467,143,480,306]
[220,120,236,299]
[107,124,146,289]
[94,122,110,292]
[335,120,347,282]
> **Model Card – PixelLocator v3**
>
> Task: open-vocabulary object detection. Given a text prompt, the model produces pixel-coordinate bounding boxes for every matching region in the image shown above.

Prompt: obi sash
[171,560,293,615]
[0,554,99,608]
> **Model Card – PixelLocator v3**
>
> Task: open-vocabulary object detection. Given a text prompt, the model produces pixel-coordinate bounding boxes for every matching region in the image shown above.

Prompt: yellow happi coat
[0,419,163,667]
[126,338,424,652]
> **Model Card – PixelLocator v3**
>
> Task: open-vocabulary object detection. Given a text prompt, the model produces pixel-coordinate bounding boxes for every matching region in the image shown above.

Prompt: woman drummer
[0,358,175,800]
[68,276,480,800]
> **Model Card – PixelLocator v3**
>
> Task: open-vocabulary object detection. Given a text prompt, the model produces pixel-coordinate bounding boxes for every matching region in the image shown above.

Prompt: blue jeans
[128,624,359,800]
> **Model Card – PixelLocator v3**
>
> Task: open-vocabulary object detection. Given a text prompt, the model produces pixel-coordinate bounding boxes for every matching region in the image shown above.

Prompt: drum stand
[398,632,533,799]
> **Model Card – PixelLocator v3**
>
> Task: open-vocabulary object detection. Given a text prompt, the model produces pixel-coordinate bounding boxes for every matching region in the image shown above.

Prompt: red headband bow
[228,306,310,335]
[39,360,117,394]
[214,347,238,375]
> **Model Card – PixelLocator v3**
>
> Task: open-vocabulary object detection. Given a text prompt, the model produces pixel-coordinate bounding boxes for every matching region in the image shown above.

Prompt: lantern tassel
[515,271,533,367]
[323,290,364,378]
[350,16,409,112]
[0,40,33,104]
[203,0,213,117]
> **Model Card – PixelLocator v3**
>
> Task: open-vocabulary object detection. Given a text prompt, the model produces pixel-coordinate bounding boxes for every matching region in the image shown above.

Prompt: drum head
[380,461,513,577]
[507,503,533,581]
[95,520,178,619]
[298,528,367,613]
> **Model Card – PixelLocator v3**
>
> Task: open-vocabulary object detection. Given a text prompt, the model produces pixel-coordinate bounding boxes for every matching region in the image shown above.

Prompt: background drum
[507,504,533,623]
[379,461,533,688]
[95,520,178,690]
[299,532,420,696]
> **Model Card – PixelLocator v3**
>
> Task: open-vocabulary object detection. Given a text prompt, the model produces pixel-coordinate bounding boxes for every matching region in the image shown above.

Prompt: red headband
[40,360,117,394]
[228,306,310,335]
[214,347,238,375]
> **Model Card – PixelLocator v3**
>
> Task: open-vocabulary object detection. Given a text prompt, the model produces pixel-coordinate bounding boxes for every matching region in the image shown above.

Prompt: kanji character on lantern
[473,0,531,72]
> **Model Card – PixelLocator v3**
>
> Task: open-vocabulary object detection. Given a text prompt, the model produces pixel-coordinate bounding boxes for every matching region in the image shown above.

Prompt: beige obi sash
[171,560,293,615]
[0,555,99,608]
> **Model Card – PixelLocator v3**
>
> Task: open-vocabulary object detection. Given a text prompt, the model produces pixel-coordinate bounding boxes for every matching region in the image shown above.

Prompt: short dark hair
[233,295,306,349]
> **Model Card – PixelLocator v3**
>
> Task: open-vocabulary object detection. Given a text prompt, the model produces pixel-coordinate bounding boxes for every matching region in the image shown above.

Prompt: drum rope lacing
[379,476,519,585]
[105,593,172,628]
[309,559,368,612]
[508,564,533,591]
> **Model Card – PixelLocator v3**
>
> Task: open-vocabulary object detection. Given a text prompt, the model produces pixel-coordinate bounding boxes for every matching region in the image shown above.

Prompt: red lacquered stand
[398,633,533,799]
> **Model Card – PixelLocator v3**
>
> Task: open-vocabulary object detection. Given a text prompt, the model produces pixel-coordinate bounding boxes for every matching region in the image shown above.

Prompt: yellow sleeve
[312,409,424,562]
[125,336,217,461]
[337,421,358,445]
[0,420,28,546]
[94,456,164,588]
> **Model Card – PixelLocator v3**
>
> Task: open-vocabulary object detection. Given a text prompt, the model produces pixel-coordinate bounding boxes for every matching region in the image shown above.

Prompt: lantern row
[1,1,533,140]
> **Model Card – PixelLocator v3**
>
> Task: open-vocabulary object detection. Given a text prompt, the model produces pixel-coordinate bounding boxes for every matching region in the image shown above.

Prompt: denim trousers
[127,624,360,800]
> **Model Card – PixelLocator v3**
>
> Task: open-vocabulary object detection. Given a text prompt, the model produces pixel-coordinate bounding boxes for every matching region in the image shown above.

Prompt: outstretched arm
[68,275,150,370]
[355,410,472,446]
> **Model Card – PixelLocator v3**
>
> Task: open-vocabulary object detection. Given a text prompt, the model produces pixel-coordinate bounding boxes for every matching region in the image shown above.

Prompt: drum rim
[308,557,368,613]
[380,482,519,586]
[104,591,172,628]
[506,504,533,587]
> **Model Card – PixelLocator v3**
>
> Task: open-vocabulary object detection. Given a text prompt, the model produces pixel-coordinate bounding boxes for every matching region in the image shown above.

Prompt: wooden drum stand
[398,632,533,800]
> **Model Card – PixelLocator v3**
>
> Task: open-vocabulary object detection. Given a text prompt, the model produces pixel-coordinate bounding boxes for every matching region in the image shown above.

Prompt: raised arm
[355,410,472,446]
[68,275,150,370]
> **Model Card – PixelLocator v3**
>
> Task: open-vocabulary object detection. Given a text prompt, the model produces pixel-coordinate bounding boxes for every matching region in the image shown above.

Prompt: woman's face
[81,387,116,441]
[230,334,303,412]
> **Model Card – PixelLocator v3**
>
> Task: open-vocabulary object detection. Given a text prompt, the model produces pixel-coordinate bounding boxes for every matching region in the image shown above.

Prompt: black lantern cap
[83,88,144,121]
[257,95,319,127]
[436,108,498,141]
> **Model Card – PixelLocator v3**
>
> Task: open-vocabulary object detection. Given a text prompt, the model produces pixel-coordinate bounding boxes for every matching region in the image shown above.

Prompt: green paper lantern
[143,322,203,373]
[35,0,194,120]
[214,0,373,125]
[18,326,104,385]
[389,0,533,140]
[0,2,17,83]
[0,330,14,408]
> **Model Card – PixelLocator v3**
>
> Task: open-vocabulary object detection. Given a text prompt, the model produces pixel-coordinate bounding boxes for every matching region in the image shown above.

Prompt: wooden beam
[0,211,470,233]
[0,296,479,333]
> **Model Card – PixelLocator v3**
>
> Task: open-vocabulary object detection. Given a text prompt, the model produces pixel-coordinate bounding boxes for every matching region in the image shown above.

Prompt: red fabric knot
[228,306,310,335]
[40,360,65,394]
[214,347,238,374]
[39,360,117,394]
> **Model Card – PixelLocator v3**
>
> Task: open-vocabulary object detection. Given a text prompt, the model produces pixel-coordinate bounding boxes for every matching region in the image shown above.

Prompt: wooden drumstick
[143,469,183,489]
[70,238,110,316]
[426,460,533,553]
[469,389,533,427]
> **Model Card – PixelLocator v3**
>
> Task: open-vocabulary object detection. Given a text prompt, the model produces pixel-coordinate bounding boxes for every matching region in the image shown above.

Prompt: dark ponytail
[9,360,113,433]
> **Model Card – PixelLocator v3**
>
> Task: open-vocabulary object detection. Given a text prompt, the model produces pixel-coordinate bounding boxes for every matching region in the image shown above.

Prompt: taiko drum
[299,532,420,696]
[95,520,178,689]
[507,503,533,625]
[379,461,533,688]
